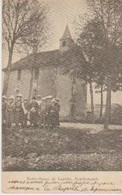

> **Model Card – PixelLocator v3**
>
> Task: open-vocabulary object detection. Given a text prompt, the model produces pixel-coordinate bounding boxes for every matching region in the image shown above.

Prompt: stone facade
[4,26,87,121]
[5,66,87,120]
[6,69,31,98]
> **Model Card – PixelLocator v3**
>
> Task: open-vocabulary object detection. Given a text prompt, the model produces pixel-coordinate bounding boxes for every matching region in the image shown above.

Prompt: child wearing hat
[36,95,42,106]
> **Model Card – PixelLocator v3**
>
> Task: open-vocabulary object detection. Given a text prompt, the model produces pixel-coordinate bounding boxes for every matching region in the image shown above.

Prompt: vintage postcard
[2,0,122,193]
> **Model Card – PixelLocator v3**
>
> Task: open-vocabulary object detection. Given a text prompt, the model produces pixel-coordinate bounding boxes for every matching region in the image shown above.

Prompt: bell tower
[60,25,74,51]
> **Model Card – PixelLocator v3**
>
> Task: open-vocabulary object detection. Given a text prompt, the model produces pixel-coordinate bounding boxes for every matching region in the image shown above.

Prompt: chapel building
[3,25,87,121]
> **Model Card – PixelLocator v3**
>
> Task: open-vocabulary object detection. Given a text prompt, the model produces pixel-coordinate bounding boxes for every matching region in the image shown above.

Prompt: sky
[2,0,122,105]
[3,0,88,67]
[45,0,87,50]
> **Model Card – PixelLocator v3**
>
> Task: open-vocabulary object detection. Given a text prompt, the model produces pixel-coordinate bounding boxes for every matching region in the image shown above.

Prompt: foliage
[3,126,122,171]
[86,0,122,86]
[76,0,122,128]
[110,104,122,125]
[60,45,88,80]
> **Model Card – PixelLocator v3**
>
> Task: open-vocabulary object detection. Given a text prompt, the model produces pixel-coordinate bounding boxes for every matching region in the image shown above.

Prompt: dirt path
[60,123,122,134]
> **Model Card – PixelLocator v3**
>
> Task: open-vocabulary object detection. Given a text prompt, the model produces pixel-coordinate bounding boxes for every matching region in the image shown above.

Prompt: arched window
[34,68,39,80]
[33,89,38,97]
[62,41,66,46]
[17,70,21,80]
[15,89,20,96]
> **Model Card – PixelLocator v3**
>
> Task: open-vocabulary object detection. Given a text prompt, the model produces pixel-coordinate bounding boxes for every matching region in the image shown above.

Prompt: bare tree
[2,0,48,95]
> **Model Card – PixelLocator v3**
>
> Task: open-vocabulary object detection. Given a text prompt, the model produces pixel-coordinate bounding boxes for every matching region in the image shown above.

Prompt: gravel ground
[2,124,122,171]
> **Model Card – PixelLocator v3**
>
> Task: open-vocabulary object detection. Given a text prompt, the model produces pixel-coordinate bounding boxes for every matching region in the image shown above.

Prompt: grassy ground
[2,124,122,171]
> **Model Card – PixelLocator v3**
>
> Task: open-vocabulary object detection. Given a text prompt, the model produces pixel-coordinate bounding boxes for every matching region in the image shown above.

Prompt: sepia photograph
[2,0,122,174]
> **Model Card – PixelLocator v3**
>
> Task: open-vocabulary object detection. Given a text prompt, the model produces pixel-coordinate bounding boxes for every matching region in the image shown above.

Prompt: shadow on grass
[2,126,122,171]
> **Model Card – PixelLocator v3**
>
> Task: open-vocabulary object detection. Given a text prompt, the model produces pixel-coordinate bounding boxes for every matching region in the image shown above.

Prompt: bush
[110,104,122,125]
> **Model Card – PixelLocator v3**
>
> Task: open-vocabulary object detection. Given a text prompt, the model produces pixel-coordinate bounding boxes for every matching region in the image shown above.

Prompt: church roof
[3,46,87,72]
[3,50,60,71]
[60,25,72,40]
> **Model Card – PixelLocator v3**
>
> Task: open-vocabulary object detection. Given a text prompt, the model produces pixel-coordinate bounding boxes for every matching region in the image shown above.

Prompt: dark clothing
[14,101,24,124]
[2,101,7,124]
[39,103,46,127]
[45,102,52,127]
[29,101,39,126]
[55,102,60,126]
[22,102,30,127]
[23,113,28,127]
[6,102,15,125]
[50,104,58,128]
[23,102,30,112]
[49,103,60,128]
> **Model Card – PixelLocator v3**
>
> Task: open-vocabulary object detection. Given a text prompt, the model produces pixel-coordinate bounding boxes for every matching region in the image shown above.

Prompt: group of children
[2,94,60,129]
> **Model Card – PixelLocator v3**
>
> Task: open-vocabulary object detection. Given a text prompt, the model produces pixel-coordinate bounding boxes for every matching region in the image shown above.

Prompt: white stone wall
[56,73,72,120]
[75,79,87,120]
[37,66,56,98]
[7,69,31,98]
[6,67,87,120]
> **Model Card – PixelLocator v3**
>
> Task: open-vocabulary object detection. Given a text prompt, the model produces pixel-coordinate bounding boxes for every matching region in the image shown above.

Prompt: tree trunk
[28,52,37,101]
[52,68,57,98]
[28,69,34,102]
[99,85,103,119]
[70,75,76,121]
[104,79,111,130]
[3,48,13,95]
[89,81,94,113]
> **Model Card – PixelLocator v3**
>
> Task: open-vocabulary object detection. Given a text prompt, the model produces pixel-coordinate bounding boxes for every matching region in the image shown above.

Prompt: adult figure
[45,96,53,128]
[22,98,30,127]
[55,98,60,127]
[2,95,8,126]
[6,96,15,127]
[14,94,24,127]
[39,97,46,128]
[50,98,58,129]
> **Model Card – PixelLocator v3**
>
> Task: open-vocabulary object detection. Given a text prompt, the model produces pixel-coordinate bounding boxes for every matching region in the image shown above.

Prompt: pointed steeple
[61,25,72,40]
[60,25,74,51]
